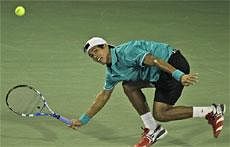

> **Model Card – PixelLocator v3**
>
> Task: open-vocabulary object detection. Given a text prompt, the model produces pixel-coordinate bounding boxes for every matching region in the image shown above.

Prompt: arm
[143,54,176,73]
[86,89,113,117]
[70,89,113,129]
[143,54,198,86]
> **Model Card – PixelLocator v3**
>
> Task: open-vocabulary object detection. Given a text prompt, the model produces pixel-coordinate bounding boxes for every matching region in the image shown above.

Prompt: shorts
[154,50,190,105]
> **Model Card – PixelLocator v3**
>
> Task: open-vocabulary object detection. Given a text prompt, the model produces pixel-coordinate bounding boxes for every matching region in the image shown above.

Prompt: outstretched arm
[70,89,113,129]
[86,89,113,116]
[143,54,198,86]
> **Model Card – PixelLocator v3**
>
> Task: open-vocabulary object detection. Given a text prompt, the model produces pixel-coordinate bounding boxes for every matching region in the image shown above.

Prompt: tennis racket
[6,85,72,126]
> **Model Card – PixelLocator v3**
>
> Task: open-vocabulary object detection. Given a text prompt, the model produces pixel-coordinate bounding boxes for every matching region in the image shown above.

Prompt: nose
[91,54,99,61]
[93,54,98,59]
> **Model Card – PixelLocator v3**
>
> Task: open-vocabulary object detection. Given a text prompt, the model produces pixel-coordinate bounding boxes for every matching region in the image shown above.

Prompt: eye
[88,48,98,58]
[93,48,98,54]
[88,53,93,58]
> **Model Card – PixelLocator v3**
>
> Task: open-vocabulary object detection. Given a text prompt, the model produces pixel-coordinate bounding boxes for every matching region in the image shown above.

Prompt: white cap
[83,37,108,53]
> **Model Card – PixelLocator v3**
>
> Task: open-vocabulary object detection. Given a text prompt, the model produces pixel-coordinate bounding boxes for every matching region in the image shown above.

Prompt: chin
[98,60,105,65]
[99,62,106,65]
[102,59,107,65]
[102,60,107,64]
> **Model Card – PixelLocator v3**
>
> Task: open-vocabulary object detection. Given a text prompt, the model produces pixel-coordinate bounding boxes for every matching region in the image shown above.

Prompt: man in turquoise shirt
[104,40,173,90]
[70,37,225,147]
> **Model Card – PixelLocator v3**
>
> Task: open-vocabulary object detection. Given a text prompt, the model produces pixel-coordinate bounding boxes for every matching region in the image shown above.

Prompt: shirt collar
[110,48,118,65]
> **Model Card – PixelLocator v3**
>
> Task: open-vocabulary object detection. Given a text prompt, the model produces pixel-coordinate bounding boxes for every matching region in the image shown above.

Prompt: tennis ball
[15,6,26,16]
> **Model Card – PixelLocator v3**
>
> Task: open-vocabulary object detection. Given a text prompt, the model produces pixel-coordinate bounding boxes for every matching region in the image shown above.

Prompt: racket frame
[6,85,72,126]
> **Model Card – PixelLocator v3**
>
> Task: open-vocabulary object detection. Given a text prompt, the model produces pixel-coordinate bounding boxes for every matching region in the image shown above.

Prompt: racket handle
[58,115,72,126]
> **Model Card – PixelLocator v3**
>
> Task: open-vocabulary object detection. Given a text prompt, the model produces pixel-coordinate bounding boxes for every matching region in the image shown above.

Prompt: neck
[106,47,112,65]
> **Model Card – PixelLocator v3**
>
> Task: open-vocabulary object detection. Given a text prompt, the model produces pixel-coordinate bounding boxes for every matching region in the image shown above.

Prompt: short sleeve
[103,73,118,90]
[123,41,150,67]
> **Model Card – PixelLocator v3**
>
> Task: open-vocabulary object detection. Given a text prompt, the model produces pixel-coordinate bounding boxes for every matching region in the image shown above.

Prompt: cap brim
[83,44,115,53]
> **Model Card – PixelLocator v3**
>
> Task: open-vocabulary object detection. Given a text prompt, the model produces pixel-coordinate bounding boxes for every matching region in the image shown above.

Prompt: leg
[122,80,158,132]
[122,80,152,115]
[153,51,193,121]
[153,101,192,122]
[153,101,226,138]
[122,81,168,147]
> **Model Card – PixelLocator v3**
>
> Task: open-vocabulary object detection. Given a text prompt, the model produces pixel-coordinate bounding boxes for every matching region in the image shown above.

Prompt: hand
[181,73,198,86]
[69,119,82,129]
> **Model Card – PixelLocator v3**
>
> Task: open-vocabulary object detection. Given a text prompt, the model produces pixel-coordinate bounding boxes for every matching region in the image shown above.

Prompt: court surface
[1,0,229,147]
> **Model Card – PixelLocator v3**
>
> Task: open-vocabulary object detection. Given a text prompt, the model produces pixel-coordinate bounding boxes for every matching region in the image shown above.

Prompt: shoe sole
[154,128,168,142]
[213,104,226,115]
[221,104,226,114]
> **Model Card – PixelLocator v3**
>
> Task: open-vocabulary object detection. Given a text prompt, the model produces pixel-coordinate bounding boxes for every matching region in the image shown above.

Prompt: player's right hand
[69,119,82,129]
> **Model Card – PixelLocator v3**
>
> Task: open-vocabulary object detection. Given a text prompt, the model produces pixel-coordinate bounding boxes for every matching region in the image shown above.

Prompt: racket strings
[7,87,45,115]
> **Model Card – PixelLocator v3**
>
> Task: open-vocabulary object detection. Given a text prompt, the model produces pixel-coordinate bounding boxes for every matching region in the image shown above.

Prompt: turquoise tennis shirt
[104,40,174,90]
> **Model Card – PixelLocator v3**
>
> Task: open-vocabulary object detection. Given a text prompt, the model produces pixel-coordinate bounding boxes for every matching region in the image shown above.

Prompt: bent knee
[122,82,132,92]
[153,110,169,122]
[122,80,151,93]
[122,81,137,93]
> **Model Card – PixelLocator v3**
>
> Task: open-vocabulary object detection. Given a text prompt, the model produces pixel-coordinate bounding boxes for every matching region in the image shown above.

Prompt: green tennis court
[1,0,229,147]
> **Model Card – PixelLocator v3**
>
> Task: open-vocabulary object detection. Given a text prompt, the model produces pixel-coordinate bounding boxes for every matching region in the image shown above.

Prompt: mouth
[97,57,102,62]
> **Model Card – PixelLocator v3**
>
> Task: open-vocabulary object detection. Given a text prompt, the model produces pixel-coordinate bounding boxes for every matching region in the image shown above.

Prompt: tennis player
[70,37,225,147]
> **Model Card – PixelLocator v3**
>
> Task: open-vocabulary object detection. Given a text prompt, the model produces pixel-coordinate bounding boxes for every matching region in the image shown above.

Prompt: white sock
[140,112,157,132]
[193,106,214,117]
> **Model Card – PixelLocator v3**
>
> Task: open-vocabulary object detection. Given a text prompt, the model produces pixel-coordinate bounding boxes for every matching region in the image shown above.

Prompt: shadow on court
[78,120,138,145]
[1,111,58,142]
[77,120,196,146]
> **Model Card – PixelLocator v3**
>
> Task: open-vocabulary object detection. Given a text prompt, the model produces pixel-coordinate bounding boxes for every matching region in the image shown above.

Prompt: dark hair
[83,44,105,53]
[108,45,114,49]
[96,44,105,49]
[83,43,89,52]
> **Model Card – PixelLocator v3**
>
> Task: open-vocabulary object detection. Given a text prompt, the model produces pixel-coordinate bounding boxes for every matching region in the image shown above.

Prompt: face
[88,44,111,65]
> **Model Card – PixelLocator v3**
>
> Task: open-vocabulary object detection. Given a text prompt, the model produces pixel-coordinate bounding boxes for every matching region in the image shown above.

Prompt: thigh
[154,76,184,105]
[168,50,190,74]
[122,80,154,90]
[154,51,189,105]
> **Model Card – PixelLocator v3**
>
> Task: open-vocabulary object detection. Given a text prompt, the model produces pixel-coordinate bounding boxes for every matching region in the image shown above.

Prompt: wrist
[79,113,91,125]
[172,69,185,81]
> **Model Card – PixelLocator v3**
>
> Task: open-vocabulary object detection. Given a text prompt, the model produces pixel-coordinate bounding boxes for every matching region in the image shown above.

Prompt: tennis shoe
[134,125,167,147]
[206,104,225,138]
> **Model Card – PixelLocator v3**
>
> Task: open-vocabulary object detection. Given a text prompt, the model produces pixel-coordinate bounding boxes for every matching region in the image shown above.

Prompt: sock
[140,112,157,133]
[193,106,214,117]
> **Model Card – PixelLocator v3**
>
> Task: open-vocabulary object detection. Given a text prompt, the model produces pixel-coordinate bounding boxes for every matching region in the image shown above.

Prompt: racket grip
[58,116,72,126]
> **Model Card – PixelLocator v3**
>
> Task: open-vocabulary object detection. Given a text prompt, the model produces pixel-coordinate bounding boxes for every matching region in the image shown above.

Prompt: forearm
[70,90,112,128]
[153,58,176,74]
[86,91,110,117]
[144,54,176,74]
[143,54,185,81]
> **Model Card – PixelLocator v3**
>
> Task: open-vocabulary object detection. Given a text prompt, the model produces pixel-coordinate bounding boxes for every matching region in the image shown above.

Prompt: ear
[103,44,108,49]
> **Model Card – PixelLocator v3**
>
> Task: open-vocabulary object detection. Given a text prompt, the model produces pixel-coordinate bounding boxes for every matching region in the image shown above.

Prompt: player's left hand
[181,73,198,86]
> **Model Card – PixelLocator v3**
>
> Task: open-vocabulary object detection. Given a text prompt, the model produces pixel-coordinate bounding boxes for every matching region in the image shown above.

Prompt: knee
[153,110,169,122]
[122,81,135,93]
